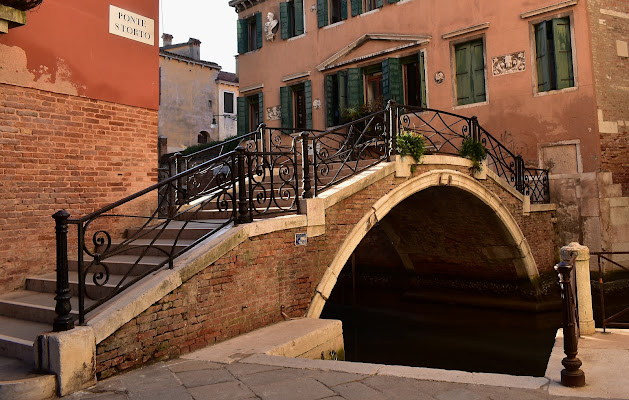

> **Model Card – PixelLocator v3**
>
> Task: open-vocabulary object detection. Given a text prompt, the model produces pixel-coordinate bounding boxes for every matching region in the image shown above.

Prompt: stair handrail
[593,250,629,331]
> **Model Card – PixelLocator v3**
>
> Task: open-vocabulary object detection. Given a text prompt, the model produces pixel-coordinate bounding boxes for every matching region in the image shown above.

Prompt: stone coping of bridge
[62,155,555,353]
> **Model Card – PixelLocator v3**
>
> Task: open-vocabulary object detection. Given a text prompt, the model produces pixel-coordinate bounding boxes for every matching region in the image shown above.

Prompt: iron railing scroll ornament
[53,103,551,329]
[555,251,586,387]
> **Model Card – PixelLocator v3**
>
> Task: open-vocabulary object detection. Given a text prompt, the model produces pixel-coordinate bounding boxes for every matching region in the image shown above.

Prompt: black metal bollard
[555,255,585,387]
[301,131,313,199]
[52,210,74,332]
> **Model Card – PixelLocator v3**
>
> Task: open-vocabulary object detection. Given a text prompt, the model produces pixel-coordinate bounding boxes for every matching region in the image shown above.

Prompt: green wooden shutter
[351,0,362,16]
[237,19,247,54]
[280,86,291,128]
[305,80,312,129]
[325,75,334,127]
[256,13,263,49]
[377,0,383,8]
[455,43,472,105]
[387,0,400,3]
[535,22,551,92]
[237,97,247,135]
[280,2,290,40]
[552,17,574,90]
[382,58,402,103]
[419,51,427,108]
[317,0,328,27]
[348,68,364,108]
[341,0,348,20]
[294,0,304,35]
[471,40,486,103]
[258,92,264,126]
[338,70,348,109]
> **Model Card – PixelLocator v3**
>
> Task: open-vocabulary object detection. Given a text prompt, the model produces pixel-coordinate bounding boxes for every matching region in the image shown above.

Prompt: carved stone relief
[492,51,526,76]
[266,106,281,121]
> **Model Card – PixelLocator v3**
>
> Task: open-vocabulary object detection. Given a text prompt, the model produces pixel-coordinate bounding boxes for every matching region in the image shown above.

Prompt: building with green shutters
[228,0,629,261]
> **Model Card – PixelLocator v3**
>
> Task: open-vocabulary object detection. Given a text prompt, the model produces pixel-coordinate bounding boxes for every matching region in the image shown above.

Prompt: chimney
[188,38,201,60]
[162,33,173,46]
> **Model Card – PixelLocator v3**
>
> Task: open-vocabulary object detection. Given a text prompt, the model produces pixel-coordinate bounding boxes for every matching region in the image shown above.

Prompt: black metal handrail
[593,251,629,331]
[393,104,549,203]
[52,103,550,330]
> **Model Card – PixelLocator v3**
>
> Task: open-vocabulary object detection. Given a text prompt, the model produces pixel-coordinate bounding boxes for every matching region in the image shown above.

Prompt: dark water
[321,290,561,377]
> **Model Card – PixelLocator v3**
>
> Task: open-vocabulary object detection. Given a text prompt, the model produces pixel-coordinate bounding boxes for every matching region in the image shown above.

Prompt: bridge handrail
[52,103,550,331]
[593,251,629,331]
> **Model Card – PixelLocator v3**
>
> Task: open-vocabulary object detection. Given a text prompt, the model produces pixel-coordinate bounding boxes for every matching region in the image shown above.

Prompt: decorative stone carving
[434,71,445,84]
[492,51,526,76]
[313,99,321,110]
[264,12,278,41]
[266,106,281,121]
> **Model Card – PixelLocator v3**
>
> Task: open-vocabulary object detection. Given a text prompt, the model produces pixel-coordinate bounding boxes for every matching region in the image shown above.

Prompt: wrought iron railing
[593,251,629,331]
[393,104,550,203]
[52,102,551,330]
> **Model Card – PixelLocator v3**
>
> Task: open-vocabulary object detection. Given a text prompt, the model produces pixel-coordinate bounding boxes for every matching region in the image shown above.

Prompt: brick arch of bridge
[307,168,540,318]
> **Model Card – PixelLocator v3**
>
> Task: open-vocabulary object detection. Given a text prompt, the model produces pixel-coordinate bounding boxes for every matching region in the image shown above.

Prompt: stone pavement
[62,355,625,400]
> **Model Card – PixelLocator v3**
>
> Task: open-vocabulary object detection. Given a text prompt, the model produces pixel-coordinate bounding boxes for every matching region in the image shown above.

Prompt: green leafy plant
[181,135,239,156]
[459,136,487,173]
[397,130,426,166]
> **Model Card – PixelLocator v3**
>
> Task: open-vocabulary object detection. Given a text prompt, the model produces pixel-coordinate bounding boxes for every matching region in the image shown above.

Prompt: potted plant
[459,136,487,173]
[397,130,425,173]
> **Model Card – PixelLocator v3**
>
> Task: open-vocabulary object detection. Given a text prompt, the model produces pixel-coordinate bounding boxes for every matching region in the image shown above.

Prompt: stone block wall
[0,83,158,293]
[587,0,629,195]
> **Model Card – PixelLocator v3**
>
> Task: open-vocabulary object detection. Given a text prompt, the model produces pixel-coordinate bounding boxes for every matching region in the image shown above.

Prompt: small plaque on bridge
[295,233,307,246]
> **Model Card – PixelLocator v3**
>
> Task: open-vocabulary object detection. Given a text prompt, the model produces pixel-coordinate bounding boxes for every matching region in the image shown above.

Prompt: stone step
[0,291,92,325]
[177,207,295,221]
[103,238,196,257]
[125,219,227,240]
[0,316,49,364]
[0,355,56,400]
[69,254,168,276]
[26,271,129,299]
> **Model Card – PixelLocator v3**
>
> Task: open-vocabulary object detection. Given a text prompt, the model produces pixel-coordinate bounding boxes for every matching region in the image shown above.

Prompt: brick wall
[0,83,158,293]
[95,167,556,379]
[587,0,629,195]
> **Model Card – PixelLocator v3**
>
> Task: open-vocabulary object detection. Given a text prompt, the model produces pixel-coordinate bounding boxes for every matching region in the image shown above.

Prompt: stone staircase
[0,158,373,398]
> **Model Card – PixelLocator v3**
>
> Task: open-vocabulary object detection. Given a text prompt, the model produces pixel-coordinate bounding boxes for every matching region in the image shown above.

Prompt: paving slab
[249,376,337,400]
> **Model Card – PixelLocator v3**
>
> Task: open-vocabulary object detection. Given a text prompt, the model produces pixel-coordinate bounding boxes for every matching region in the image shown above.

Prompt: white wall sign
[109,5,154,46]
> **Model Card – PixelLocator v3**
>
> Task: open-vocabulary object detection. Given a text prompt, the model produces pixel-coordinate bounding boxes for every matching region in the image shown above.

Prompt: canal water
[321,287,562,377]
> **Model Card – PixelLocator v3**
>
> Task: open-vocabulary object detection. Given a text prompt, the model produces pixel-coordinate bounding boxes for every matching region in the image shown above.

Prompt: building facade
[0,0,159,293]
[159,35,239,153]
[230,0,629,262]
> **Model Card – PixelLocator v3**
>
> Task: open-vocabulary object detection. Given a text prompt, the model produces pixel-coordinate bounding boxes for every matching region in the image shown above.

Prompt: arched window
[198,131,209,144]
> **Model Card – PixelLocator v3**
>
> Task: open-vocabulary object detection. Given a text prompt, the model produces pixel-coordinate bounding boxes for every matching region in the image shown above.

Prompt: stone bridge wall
[95,158,556,379]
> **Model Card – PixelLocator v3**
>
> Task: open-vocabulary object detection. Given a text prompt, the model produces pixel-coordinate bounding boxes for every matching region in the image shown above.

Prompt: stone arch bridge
[89,153,556,379]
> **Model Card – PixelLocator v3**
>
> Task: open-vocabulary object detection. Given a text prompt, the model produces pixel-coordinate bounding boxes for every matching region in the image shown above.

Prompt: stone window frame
[527,10,579,97]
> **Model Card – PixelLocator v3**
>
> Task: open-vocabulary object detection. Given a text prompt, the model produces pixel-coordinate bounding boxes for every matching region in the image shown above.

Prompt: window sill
[453,100,489,110]
[323,20,345,30]
[359,8,381,18]
[533,86,577,97]
[288,33,306,42]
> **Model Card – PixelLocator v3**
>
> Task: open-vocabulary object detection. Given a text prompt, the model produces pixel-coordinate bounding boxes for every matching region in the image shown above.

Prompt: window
[534,17,574,92]
[365,71,383,104]
[280,0,304,39]
[237,13,262,54]
[402,52,427,107]
[224,92,234,114]
[318,0,347,28]
[454,39,486,106]
[325,72,349,126]
[351,0,382,16]
[198,131,209,144]
[280,81,312,129]
[236,92,264,135]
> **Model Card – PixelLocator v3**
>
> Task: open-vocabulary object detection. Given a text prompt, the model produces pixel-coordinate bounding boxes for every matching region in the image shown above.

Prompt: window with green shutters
[280,0,304,39]
[534,17,574,92]
[236,92,264,136]
[280,81,313,129]
[318,0,347,28]
[237,13,263,54]
[454,39,486,106]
